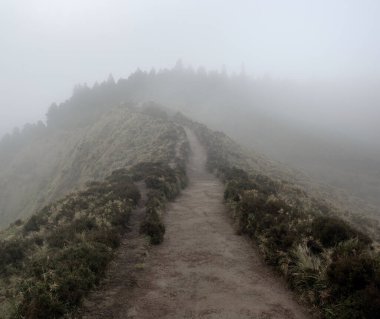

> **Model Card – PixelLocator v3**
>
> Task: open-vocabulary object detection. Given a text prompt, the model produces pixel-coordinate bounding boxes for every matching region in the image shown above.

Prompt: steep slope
[0,109,189,318]
[0,105,185,227]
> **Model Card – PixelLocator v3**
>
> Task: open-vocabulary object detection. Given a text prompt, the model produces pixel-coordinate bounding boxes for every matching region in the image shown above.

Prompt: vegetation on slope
[131,160,188,244]
[40,66,380,218]
[2,66,378,227]
[0,103,186,228]
[0,169,138,318]
[178,115,380,319]
[1,66,378,317]
[0,157,188,318]
[0,104,190,318]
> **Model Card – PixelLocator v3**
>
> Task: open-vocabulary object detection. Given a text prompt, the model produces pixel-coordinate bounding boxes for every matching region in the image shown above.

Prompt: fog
[1,0,380,210]
[2,2,380,315]
[1,0,380,136]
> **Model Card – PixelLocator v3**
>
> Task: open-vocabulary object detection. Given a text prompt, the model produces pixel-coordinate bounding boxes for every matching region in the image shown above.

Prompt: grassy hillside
[1,68,379,318]
[30,67,379,221]
[0,161,188,318]
[178,114,380,319]
[0,104,186,228]
[0,107,189,318]
[1,102,379,317]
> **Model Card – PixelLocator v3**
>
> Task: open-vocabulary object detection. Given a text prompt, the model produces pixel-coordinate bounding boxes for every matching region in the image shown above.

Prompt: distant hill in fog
[1,65,379,225]
[45,66,380,215]
[0,104,184,227]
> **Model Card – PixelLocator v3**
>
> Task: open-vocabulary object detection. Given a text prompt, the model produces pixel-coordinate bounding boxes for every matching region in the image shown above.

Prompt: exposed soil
[79,129,310,319]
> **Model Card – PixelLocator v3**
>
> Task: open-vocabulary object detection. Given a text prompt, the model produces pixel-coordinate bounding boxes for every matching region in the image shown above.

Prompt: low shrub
[312,216,372,248]
[22,213,47,234]
[46,226,76,248]
[15,243,112,319]
[1,166,144,318]
[0,239,28,275]
[224,179,257,201]
[140,207,165,245]
[89,229,121,248]
[328,254,376,294]
[134,162,186,244]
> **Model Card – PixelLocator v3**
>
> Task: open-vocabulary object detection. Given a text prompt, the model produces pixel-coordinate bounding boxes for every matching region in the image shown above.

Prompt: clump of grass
[132,162,188,244]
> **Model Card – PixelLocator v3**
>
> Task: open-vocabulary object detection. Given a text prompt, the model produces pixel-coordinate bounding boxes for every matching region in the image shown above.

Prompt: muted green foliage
[133,162,188,244]
[0,106,187,229]
[15,242,112,319]
[0,106,190,318]
[23,213,47,234]
[182,117,380,319]
[140,205,166,245]
[0,168,138,318]
[312,216,371,248]
[0,239,29,275]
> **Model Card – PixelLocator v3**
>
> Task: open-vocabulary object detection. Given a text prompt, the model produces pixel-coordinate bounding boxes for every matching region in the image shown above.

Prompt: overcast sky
[1,0,380,137]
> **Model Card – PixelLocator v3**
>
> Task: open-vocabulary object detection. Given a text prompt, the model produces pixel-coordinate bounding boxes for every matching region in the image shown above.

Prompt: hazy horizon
[1,0,380,139]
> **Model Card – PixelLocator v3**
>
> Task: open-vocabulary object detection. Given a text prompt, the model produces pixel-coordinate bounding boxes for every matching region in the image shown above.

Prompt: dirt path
[79,129,310,319]
[121,129,310,319]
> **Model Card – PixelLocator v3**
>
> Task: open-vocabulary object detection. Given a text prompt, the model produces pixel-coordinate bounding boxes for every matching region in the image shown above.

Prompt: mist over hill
[1,1,380,318]
[0,102,186,227]
[1,67,380,318]
[5,65,377,218]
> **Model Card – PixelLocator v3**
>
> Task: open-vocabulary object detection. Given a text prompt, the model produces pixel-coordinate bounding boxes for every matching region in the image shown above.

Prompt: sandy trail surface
[80,129,310,319]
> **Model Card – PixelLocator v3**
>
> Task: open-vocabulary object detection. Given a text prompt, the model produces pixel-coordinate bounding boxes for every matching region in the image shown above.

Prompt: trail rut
[80,129,310,319]
[123,129,309,319]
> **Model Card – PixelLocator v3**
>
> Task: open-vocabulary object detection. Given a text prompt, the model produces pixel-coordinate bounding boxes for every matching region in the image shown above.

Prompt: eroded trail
[124,130,309,319]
